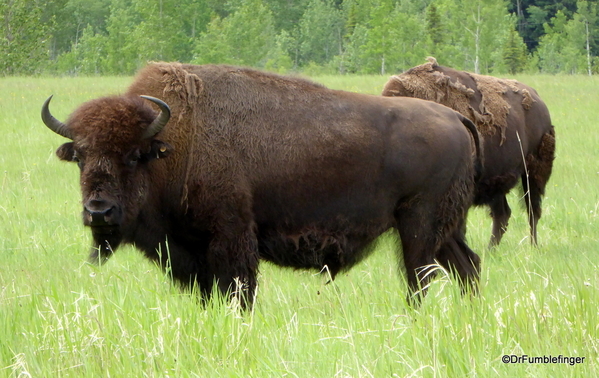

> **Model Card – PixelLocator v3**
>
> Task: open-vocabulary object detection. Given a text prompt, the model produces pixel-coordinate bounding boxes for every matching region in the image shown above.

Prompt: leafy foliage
[297,0,344,67]
[2,0,599,75]
[193,0,276,67]
[503,28,529,73]
[0,0,50,75]
[426,3,444,55]
[535,2,599,75]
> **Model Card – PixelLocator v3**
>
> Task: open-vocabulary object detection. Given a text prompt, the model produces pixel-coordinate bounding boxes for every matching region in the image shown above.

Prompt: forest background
[2,0,598,77]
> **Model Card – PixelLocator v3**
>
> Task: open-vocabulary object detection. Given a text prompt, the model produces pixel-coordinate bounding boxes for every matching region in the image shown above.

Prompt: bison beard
[42,62,482,308]
[382,57,555,247]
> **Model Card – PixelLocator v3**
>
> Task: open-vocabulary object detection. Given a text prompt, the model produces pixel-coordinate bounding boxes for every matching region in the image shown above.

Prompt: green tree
[573,1,598,75]
[192,17,231,64]
[348,0,376,26]
[359,0,394,74]
[345,0,359,38]
[52,0,214,75]
[341,23,369,73]
[437,0,513,73]
[193,0,276,67]
[54,24,107,74]
[502,27,528,73]
[356,0,428,74]
[128,0,191,63]
[265,30,294,73]
[508,0,578,51]
[0,0,50,75]
[180,0,211,40]
[100,0,139,74]
[297,0,345,67]
[426,3,444,56]
[534,4,598,74]
[385,6,429,73]
[536,10,573,73]
[264,0,310,32]
[52,0,111,57]
[524,5,549,51]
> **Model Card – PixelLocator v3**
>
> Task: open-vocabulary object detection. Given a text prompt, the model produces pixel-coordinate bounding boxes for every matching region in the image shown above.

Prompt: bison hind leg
[488,195,512,248]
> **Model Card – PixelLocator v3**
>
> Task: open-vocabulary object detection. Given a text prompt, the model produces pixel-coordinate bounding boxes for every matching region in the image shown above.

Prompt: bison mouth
[89,227,123,265]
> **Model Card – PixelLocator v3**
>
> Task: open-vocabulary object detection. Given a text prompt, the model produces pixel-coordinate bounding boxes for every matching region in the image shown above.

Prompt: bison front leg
[207,222,260,309]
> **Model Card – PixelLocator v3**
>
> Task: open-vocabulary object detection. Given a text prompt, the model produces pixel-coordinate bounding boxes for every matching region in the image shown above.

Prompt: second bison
[383,58,555,246]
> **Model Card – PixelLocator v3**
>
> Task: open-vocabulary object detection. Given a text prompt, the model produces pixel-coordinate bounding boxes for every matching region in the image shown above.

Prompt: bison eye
[72,153,83,169]
[126,150,141,167]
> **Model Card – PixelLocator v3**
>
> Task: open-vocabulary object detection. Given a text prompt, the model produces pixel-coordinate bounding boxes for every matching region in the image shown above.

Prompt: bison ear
[56,142,75,162]
[148,140,173,160]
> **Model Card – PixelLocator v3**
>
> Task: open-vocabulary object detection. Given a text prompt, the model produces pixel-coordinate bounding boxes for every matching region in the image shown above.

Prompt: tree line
[1,0,598,76]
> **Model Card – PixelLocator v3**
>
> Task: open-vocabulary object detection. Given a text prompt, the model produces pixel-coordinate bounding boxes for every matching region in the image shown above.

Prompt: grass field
[0,73,597,377]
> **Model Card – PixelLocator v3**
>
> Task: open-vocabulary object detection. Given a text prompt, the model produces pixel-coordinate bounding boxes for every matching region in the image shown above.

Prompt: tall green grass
[0,74,597,377]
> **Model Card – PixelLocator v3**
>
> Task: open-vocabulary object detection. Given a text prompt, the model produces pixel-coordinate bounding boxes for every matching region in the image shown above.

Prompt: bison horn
[41,95,73,140]
[140,95,171,139]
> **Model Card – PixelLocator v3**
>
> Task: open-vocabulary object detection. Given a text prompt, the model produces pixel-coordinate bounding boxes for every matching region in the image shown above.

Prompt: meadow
[0,72,597,377]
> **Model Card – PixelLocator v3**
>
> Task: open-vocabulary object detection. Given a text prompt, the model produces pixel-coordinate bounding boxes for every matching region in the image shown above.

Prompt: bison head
[42,95,173,264]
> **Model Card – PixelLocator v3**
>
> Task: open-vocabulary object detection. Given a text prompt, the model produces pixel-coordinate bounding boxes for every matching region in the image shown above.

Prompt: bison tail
[459,114,483,183]
[529,125,556,196]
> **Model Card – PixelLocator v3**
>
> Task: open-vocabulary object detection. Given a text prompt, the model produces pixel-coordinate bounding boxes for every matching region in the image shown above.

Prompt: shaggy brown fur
[384,57,538,145]
[43,62,482,307]
[382,58,556,246]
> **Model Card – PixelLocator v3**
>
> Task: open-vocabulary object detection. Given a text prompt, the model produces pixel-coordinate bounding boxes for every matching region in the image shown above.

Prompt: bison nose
[84,199,120,226]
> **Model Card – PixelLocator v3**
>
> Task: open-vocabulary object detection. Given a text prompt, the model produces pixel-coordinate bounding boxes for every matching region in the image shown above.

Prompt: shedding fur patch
[152,62,203,116]
[467,73,511,142]
[149,62,205,211]
[387,60,475,114]
[384,57,538,145]
[521,89,535,110]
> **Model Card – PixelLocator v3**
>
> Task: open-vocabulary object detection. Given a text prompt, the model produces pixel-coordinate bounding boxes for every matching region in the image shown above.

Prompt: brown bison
[42,62,481,307]
[382,58,555,247]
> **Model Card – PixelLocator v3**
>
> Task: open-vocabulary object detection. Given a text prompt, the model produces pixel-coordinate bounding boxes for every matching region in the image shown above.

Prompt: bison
[382,58,555,247]
[42,62,482,307]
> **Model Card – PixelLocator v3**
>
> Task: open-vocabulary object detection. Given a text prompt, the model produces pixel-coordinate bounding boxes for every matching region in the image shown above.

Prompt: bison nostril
[84,200,118,226]
[89,210,108,224]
